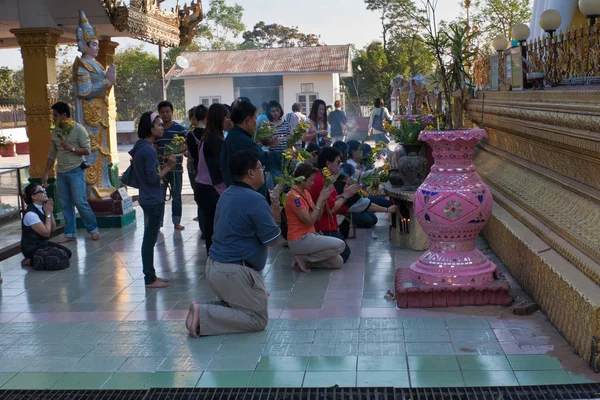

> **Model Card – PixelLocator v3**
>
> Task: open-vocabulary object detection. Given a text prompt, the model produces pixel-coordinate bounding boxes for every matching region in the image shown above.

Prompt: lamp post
[539,9,561,85]
[512,23,531,88]
[539,9,562,38]
[492,36,509,89]
[579,0,600,25]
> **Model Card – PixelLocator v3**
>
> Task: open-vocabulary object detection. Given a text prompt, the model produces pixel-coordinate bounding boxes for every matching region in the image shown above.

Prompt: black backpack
[32,247,70,271]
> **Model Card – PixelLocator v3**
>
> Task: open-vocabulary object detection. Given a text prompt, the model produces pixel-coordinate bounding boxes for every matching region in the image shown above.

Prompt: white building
[167,45,353,114]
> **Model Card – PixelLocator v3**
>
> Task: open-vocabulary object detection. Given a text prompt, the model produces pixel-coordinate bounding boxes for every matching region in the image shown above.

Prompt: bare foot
[185,301,197,336]
[293,254,311,273]
[90,232,100,240]
[145,280,170,288]
[60,237,77,243]
[156,277,170,283]
[187,302,200,338]
[21,258,31,267]
[174,224,185,231]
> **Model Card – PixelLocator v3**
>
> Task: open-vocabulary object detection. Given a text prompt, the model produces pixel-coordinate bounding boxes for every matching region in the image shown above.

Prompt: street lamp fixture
[492,36,509,87]
[492,36,509,53]
[579,0,600,25]
[512,23,531,46]
[539,9,562,37]
[165,56,189,90]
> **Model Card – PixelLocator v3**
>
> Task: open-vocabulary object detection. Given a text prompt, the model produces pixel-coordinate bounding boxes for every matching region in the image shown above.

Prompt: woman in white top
[368,97,393,144]
[20,183,72,268]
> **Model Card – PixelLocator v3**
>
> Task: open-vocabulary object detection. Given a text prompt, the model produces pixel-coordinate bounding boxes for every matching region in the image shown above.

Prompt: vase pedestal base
[394,267,512,308]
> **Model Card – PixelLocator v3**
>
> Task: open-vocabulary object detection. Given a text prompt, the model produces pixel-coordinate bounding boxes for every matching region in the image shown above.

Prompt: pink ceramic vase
[410,128,497,286]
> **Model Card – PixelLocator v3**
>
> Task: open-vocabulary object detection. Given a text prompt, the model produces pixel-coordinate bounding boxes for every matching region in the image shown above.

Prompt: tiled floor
[0,201,597,389]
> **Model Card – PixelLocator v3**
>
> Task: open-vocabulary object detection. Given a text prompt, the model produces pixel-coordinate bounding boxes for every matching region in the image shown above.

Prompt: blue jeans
[56,167,99,238]
[141,202,164,285]
[160,170,183,225]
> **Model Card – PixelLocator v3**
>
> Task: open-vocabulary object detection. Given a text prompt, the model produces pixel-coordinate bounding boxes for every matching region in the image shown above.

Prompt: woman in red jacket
[308,147,358,263]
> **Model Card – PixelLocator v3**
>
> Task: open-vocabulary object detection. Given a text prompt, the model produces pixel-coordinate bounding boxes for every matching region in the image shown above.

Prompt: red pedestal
[395,268,512,308]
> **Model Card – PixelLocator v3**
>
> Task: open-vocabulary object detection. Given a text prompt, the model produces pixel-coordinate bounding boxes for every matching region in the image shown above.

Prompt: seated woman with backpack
[21,183,72,270]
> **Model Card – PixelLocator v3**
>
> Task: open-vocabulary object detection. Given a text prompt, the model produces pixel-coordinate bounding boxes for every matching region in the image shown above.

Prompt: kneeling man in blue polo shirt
[186,150,282,337]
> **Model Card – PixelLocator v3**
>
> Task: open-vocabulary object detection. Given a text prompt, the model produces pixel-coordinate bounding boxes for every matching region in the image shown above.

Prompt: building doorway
[234,76,283,111]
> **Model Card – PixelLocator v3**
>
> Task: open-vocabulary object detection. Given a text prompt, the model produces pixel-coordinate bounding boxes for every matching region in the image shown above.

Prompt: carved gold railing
[473,23,600,88]
[473,52,491,89]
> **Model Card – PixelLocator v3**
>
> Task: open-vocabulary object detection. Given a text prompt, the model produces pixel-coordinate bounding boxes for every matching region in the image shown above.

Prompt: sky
[0,0,464,70]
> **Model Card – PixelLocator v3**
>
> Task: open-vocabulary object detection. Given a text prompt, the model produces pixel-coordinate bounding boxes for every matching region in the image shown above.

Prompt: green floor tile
[457,355,511,371]
[406,343,455,356]
[507,355,564,371]
[3,372,65,389]
[303,371,356,387]
[0,373,16,387]
[410,371,465,388]
[402,318,447,330]
[145,372,202,388]
[515,370,572,385]
[196,371,253,388]
[408,356,460,371]
[101,372,153,389]
[405,330,451,343]
[256,356,309,371]
[462,370,519,387]
[568,371,598,384]
[357,371,409,387]
[358,356,407,371]
[206,356,259,371]
[249,371,304,388]
[445,318,490,330]
[52,373,112,389]
[306,356,357,371]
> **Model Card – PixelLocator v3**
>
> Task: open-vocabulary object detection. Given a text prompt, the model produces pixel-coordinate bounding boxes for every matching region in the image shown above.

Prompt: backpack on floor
[32,247,70,271]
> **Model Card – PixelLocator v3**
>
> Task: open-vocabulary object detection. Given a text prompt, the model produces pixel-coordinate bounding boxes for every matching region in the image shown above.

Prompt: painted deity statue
[73,10,117,199]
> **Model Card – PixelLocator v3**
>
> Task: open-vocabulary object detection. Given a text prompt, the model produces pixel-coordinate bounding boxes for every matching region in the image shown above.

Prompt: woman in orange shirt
[285,163,346,272]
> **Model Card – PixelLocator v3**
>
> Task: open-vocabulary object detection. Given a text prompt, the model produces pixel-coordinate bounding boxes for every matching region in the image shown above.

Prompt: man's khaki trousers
[199,258,269,336]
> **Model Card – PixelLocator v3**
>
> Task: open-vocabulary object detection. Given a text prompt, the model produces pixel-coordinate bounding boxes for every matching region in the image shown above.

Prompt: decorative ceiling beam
[99,0,203,47]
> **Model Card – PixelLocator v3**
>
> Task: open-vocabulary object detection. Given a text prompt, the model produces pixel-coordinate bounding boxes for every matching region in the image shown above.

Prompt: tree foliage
[194,0,245,50]
[0,67,24,104]
[364,0,422,52]
[343,0,435,116]
[241,22,321,49]
[113,45,162,121]
[468,0,531,45]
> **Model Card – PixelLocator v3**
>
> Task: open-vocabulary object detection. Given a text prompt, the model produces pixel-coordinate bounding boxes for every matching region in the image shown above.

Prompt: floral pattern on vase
[410,128,497,286]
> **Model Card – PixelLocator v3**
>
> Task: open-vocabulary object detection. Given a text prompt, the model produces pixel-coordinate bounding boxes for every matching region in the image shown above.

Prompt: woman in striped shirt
[265,100,293,152]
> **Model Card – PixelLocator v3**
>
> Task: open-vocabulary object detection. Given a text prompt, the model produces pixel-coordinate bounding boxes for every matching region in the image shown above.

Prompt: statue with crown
[72,10,135,224]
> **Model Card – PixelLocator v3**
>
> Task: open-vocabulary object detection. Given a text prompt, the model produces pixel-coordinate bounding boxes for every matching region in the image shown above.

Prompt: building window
[199,96,221,107]
[301,83,314,93]
[297,93,318,114]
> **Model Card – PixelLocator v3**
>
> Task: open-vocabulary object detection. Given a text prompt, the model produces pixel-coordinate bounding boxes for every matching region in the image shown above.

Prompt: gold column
[97,40,120,188]
[10,27,63,179]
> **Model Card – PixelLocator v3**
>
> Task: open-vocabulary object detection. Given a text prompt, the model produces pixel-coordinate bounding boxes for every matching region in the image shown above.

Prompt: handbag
[121,160,139,188]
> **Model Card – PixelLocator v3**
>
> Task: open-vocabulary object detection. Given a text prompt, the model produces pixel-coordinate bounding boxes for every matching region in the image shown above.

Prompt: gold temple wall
[467,89,600,368]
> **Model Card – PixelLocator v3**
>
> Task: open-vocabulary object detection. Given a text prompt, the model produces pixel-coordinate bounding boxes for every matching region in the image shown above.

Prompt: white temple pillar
[548,0,578,33]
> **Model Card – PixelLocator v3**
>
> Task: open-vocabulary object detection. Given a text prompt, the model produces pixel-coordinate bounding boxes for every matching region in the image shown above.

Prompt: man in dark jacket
[220,101,281,201]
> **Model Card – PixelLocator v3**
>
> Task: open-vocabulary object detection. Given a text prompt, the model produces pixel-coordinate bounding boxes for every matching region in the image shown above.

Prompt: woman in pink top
[195,104,229,253]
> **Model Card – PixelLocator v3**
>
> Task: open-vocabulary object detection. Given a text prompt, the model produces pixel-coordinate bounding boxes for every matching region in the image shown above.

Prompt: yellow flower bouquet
[164,135,187,156]
[254,121,276,145]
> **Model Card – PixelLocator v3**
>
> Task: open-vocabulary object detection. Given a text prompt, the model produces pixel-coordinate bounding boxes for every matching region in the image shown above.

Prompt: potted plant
[384,115,436,189]
[0,136,16,157]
